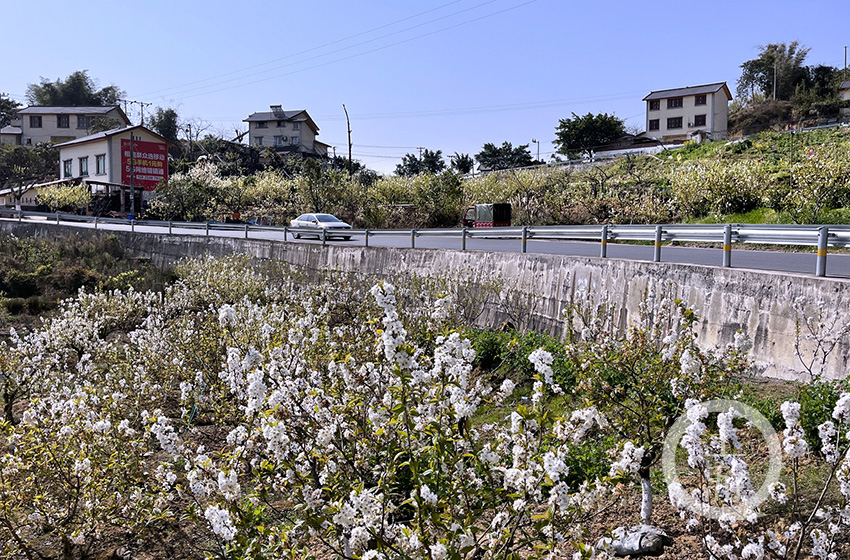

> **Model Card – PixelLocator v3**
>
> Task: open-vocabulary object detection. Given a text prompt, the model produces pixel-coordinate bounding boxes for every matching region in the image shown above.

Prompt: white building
[0,106,130,146]
[642,82,732,143]
[839,81,850,101]
[54,125,172,211]
[243,105,329,157]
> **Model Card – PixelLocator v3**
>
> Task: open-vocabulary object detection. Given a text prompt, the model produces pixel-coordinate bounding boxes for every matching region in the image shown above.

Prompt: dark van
[462,203,512,228]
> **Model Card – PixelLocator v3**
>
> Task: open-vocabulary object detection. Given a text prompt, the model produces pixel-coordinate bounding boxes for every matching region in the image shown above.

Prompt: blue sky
[4,0,848,173]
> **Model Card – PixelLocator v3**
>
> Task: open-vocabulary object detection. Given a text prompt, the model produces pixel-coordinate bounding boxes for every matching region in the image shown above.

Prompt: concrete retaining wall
[3,221,848,381]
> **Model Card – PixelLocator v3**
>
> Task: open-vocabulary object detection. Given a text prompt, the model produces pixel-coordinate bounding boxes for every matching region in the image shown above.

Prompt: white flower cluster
[608,442,644,477]
[528,347,562,394]
[780,401,809,458]
[204,504,236,541]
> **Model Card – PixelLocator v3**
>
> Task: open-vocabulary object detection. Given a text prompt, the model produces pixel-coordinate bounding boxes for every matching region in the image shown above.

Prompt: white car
[289,213,353,240]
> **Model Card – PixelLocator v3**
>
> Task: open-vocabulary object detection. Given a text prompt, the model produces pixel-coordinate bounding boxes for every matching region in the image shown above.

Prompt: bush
[4,270,40,298]
[798,379,850,454]
[2,298,25,315]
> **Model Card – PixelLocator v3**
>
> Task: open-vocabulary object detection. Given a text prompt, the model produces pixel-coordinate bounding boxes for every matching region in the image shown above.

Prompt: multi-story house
[840,81,850,101]
[642,82,731,143]
[0,105,131,146]
[243,105,329,157]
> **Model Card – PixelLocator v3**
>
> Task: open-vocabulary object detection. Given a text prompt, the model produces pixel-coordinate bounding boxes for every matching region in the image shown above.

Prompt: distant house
[840,81,850,101]
[643,82,732,143]
[243,105,329,157]
[0,106,130,146]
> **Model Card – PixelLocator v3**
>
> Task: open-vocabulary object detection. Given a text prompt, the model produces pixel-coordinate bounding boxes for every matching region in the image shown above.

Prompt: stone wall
[3,221,848,381]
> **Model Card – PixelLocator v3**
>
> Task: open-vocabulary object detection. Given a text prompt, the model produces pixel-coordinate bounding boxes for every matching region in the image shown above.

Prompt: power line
[158,0,539,102]
[314,91,643,121]
[136,0,468,98]
[205,90,643,127]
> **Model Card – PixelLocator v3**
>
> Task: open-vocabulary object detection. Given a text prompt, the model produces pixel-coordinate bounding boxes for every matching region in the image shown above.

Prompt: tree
[475,141,533,171]
[37,183,92,212]
[149,107,180,143]
[395,149,445,176]
[737,42,810,103]
[0,144,59,210]
[0,93,20,128]
[553,112,626,158]
[89,117,124,133]
[26,70,124,107]
[450,152,474,174]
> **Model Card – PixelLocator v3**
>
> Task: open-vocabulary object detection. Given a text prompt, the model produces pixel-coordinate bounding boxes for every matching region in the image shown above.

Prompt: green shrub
[3,298,25,315]
[798,380,849,454]
[25,296,52,314]
[501,330,575,389]
[466,328,508,372]
[4,270,40,298]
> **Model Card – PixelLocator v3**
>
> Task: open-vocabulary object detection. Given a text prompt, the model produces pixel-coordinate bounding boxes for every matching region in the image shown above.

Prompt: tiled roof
[16,106,122,115]
[840,81,850,90]
[0,126,22,134]
[643,82,731,101]
[244,110,306,122]
[53,125,172,148]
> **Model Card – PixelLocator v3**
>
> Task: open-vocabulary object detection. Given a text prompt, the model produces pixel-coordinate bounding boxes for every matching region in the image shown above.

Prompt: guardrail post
[521,226,528,253]
[654,225,663,262]
[365,229,370,247]
[131,219,135,233]
[817,226,829,277]
[322,228,327,246]
[169,221,173,235]
[56,212,60,225]
[94,216,98,229]
[411,229,416,249]
[283,226,287,241]
[462,227,467,251]
[600,225,608,258]
[206,222,210,236]
[18,211,22,223]
[722,224,732,267]
[244,224,249,239]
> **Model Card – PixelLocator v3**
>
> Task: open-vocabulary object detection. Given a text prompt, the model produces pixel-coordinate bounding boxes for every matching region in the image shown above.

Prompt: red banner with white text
[121,139,168,190]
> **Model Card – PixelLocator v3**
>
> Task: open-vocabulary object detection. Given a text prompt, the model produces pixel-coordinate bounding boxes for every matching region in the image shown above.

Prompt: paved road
[9,217,850,279]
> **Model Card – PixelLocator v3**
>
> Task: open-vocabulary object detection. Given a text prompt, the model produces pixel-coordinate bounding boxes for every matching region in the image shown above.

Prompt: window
[96,154,106,175]
[255,121,268,129]
[63,159,73,178]
[291,122,300,131]
[648,119,660,131]
[667,117,683,129]
[694,94,707,106]
[667,97,683,109]
[256,136,263,146]
[77,115,91,129]
[29,116,42,128]
[693,114,706,127]
[290,137,299,145]
[649,100,660,111]
[57,115,70,128]
[273,136,287,146]
[277,120,287,127]
[79,156,89,176]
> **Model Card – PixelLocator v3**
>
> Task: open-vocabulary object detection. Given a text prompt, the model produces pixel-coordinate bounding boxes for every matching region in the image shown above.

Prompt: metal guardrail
[2,209,847,277]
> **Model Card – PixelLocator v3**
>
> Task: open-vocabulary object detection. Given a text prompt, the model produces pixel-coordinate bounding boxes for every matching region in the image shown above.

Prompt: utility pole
[845,46,848,80]
[129,132,135,217]
[342,104,352,175]
[138,101,152,126]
